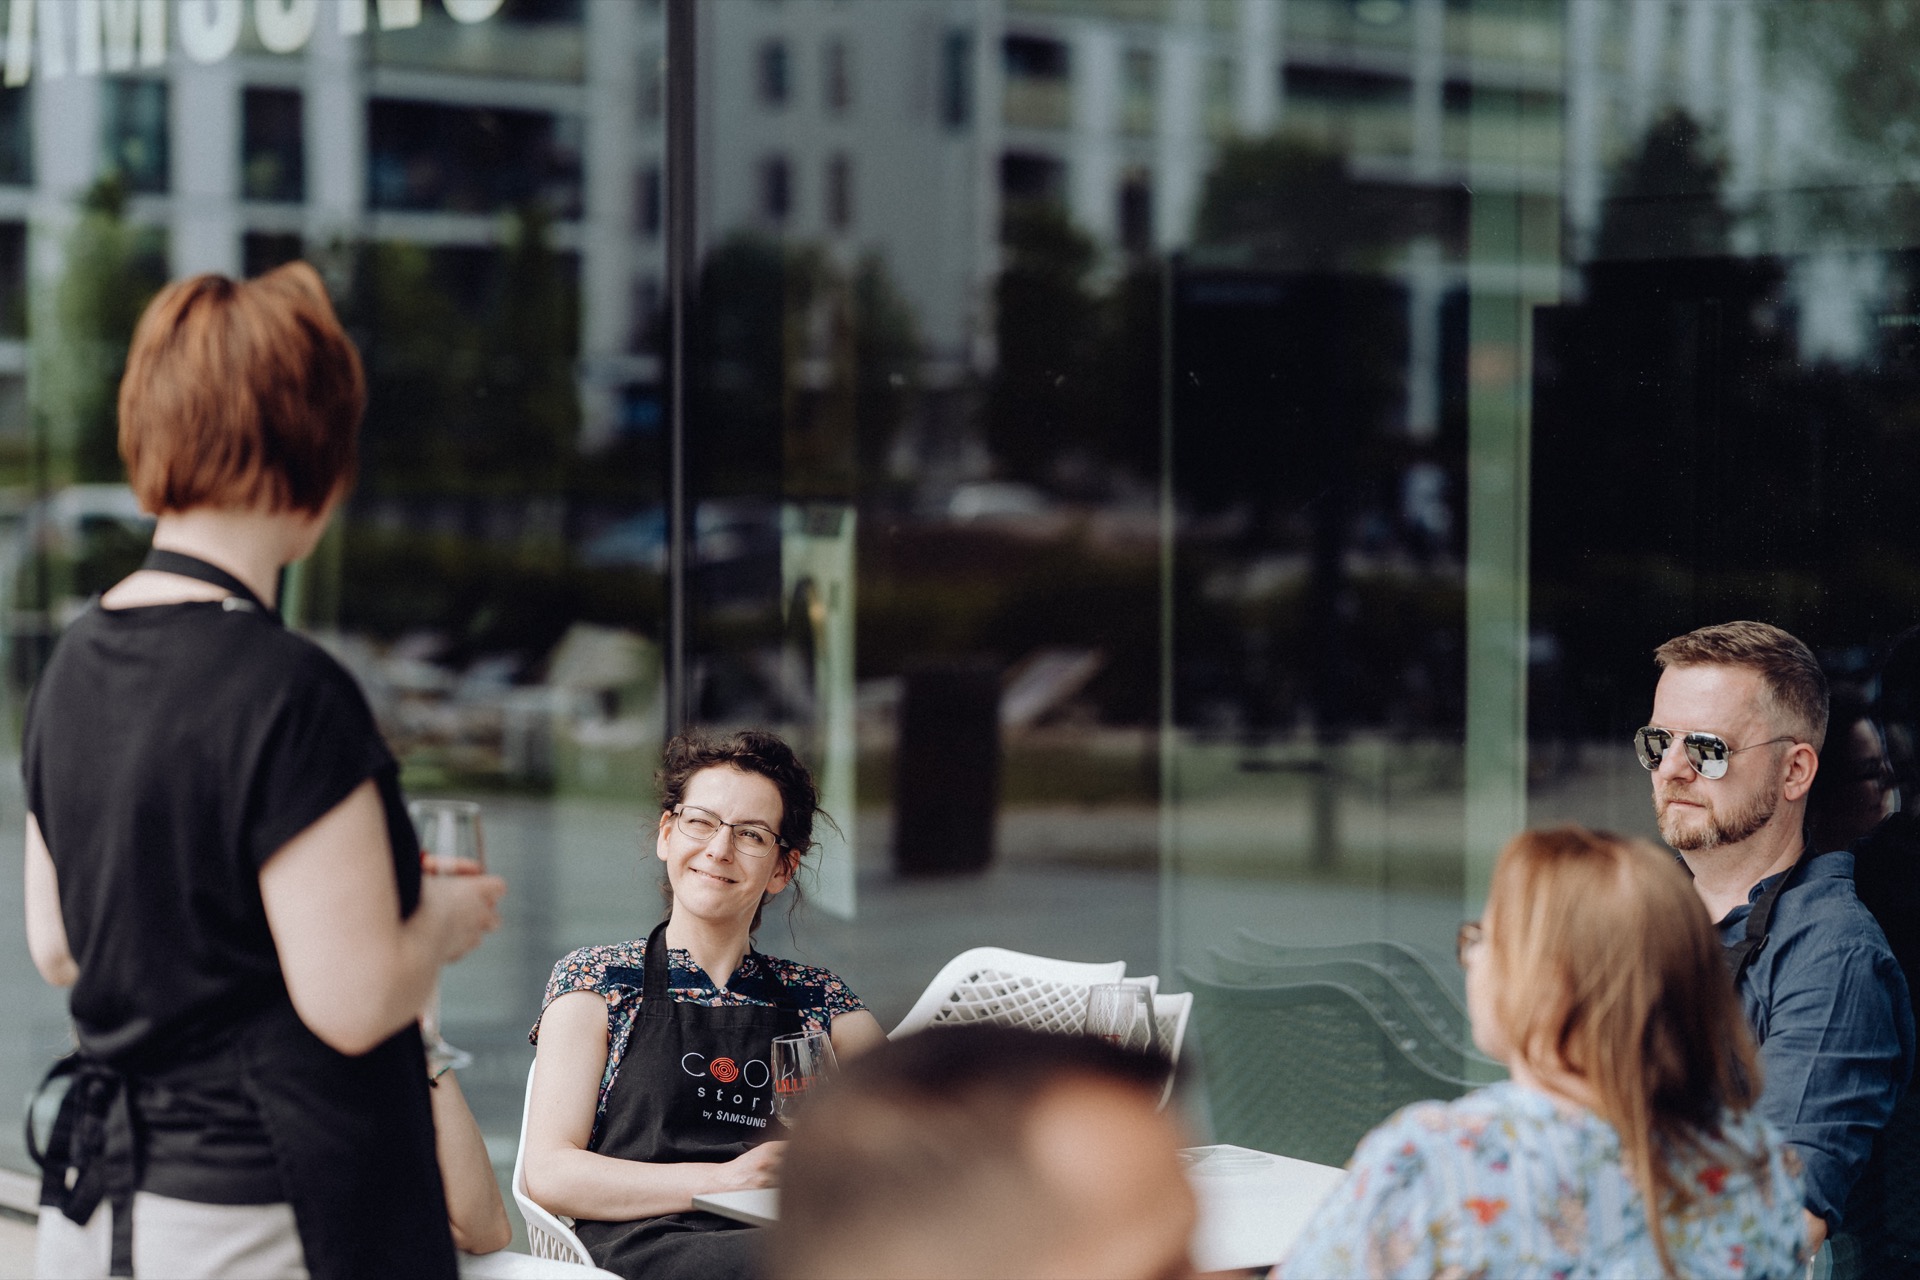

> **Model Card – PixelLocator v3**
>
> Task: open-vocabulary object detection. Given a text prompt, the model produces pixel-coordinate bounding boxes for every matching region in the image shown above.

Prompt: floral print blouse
[1276,1081,1806,1280]
[531,937,867,1133]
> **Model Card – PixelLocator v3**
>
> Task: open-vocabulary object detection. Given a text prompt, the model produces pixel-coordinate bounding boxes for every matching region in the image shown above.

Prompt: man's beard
[1657,784,1779,851]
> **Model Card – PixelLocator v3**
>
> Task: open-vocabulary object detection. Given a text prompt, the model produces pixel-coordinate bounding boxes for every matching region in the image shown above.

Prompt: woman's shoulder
[753,953,866,1013]
[545,938,651,1000]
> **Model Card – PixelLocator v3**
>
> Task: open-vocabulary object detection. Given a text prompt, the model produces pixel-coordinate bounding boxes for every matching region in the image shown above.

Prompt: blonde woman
[1278,827,1807,1279]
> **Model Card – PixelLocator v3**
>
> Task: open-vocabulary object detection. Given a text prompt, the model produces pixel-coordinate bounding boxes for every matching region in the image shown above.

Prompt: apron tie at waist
[33,1057,140,1277]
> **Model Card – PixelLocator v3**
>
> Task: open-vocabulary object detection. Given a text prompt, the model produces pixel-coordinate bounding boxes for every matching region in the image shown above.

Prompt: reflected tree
[37,176,166,484]
[1590,109,1736,263]
[985,203,1103,487]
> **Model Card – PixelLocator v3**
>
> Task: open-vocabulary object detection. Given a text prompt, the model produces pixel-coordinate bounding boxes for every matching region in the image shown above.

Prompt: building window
[941,29,972,129]
[243,232,305,278]
[1004,33,1068,80]
[826,153,852,231]
[1118,171,1153,255]
[1121,47,1156,136]
[638,44,664,123]
[0,221,26,338]
[1003,35,1070,130]
[629,275,662,356]
[1000,150,1065,206]
[758,40,790,108]
[1206,54,1236,138]
[242,88,305,204]
[635,165,662,237]
[101,78,168,195]
[367,100,583,217]
[760,155,792,223]
[824,38,851,114]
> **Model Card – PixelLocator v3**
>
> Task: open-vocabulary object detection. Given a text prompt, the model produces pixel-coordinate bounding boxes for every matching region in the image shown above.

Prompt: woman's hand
[263,781,506,1056]
[415,870,507,966]
[712,1141,786,1192]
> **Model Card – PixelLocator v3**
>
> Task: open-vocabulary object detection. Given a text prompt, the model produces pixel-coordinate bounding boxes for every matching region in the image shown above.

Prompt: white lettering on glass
[3,0,28,87]
[376,0,421,30]
[253,0,316,54]
[77,0,162,73]
[178,0,242,64]
[35,0,66,81]
[0,0,499,83]
[442,0,503,23]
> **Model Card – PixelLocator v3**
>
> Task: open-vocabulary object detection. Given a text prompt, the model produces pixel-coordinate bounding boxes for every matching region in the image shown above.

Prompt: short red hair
[118,261,365,514]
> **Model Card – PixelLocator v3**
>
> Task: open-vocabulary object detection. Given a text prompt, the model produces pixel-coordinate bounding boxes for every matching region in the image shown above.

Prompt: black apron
[31,549,457,1280]
[573,920,802,1280]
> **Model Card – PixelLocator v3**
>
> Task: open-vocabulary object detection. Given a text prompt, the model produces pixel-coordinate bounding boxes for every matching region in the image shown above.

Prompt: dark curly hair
[655,729,826,933]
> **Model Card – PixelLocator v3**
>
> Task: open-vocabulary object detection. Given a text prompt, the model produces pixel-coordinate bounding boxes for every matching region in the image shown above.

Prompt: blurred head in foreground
[768,1024,1196,1280]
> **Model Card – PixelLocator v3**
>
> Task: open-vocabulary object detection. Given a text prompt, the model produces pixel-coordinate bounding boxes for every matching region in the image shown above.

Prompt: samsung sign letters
[3,0,506,86]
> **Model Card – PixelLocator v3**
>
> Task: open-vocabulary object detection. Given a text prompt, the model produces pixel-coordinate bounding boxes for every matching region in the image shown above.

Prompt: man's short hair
[1655,620,1829,750]
[769,1025,1170,1280]
[118,262,365,515]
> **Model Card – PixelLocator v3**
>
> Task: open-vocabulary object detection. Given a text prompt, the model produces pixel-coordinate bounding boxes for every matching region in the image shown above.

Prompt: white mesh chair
[889,947,1126,1038]
[512,1061,596,1268]
[1127,975,1194,1109]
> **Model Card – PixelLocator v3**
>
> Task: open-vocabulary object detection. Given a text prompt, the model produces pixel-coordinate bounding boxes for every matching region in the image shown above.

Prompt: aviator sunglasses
[1633,726,1796,780]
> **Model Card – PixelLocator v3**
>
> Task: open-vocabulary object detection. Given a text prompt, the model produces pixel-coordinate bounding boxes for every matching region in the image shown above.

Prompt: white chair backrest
[890,947,1127,1038]
[1151,991,1194,1108]
[512,1060,596,1268]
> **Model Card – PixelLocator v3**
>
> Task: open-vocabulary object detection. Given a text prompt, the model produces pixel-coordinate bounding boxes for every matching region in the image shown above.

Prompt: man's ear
[1782,740,1819,802]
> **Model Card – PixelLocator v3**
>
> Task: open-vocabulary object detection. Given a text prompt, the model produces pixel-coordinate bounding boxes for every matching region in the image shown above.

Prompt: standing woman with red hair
[1278,827,1808,1279]
[22,264,507,1278]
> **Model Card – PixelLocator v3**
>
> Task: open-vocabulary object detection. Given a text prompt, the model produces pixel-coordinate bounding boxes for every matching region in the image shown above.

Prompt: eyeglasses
[1633,726,1797,781]
[1456,921,1483,967]
[671,805,787,857]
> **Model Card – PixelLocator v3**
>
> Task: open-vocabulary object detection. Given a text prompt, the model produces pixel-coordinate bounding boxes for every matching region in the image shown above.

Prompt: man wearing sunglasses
[1644,621,1914,1256]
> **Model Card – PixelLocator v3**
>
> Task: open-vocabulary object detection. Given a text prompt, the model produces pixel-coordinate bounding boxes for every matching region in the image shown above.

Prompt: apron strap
[141,548,281,622]
[1725,845,1817,982]
[641,920,802,1013]
[34,1056,140,1277]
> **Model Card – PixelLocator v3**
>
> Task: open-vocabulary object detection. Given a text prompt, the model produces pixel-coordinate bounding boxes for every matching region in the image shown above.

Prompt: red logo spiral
[709,1057,740,1083]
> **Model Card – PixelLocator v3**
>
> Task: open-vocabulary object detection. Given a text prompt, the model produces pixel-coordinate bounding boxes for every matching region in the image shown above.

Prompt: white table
[693,1144,1345,1272]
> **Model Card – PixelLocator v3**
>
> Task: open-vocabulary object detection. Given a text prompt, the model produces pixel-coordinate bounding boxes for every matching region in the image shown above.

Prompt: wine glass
[410,799,485,1072]
[1083,983,1158,1054]
[771,1030,839,1129]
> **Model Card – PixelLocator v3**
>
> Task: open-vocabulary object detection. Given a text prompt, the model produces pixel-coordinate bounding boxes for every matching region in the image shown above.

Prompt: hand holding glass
[411,799,486,1071]
[771,1030,838,1129]
[1083,983,1157,1054]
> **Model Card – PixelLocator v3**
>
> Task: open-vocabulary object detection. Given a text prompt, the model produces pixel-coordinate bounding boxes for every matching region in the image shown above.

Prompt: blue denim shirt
[1719,850,1916,1226]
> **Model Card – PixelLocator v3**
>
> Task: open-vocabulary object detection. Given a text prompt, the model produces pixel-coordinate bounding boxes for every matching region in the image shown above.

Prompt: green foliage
[1591,110,1734,262]
[983,204,1163,489]
[337,207,579,498]
[36,175,166,484]
[336,522,662,661]
[695,233,921,500]
[1192,134,1427,271]
[986,204,1104,485]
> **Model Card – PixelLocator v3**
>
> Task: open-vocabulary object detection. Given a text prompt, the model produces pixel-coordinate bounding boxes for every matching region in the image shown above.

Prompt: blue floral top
[1276,1082,1806,1280]
[531,937,867,1132]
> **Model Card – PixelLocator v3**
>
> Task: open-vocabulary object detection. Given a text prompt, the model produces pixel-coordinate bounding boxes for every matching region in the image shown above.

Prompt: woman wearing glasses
[1278,827,1807,1280]
[524,730,886,1280]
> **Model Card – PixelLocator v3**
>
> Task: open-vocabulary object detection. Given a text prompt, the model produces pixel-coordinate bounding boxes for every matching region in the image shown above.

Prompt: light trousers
[35,1192,307,1279]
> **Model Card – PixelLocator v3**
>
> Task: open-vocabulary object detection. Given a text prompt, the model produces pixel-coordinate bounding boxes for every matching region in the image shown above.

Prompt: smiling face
[657,765,796,932]
[1649,664,1797,853]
